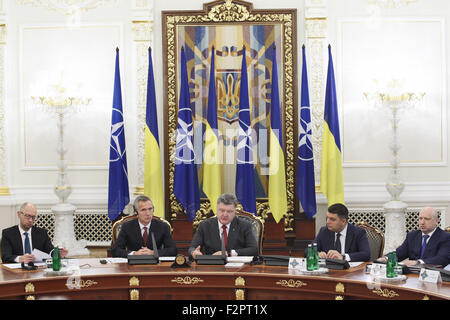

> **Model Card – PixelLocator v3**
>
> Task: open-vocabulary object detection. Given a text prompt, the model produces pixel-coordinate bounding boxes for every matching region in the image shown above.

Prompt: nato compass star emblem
[175,112,195,163]
[420,269,429,281]
[110,108,126,164]
[298,106,314,161]
[289,259,300,269]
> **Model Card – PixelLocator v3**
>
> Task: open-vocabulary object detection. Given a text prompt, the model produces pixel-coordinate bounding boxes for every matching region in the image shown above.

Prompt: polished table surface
[0,258,449,300]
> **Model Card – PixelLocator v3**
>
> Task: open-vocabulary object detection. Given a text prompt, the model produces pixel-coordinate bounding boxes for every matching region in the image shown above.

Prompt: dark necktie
[142,227,148,246]
[420,234,430,259]
[222,225,228,249]
[24,232,31,254]
[334,232,342,254]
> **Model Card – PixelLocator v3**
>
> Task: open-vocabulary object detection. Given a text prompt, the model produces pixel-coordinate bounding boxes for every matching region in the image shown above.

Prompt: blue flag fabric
[108,48,130,221]
[174,48,200,222]
[298,45,317,219]
[235,46,256,214]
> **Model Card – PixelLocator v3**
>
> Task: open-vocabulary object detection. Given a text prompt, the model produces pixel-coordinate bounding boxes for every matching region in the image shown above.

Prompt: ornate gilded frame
[162,0,297,232]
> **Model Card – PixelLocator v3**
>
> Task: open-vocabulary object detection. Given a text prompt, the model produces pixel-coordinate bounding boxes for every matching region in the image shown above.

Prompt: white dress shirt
[335,224,351,261]
[217,220,237,256]
[14,226,33,262]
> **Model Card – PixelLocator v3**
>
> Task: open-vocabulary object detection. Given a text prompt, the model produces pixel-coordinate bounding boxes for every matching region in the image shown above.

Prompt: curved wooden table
[0,259,448,300]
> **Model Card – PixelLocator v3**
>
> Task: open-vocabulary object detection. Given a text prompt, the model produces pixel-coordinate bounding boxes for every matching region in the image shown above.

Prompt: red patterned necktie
[222,225,228,249]
[143,226,148,246]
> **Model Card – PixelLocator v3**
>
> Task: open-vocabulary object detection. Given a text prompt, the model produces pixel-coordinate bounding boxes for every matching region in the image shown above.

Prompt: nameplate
[419,268,442,284]
[288,258,305,271]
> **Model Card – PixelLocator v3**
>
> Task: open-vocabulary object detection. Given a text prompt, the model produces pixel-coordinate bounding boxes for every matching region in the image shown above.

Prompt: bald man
[379,207,450,267]
[1,202,68,263]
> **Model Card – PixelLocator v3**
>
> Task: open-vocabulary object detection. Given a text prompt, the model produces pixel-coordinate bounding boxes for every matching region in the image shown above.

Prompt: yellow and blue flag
[298,45,317,218]
[174,47,200,221]
[268,45,287,223]
[235,46,256,214]
[202,47,221,214]
[320,45,344,205]
[144,47,164,218]
[108,48,130,221]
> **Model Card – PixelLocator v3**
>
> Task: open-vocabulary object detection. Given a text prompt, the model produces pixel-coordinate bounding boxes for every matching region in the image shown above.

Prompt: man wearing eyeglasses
[111,195,177,258]
[1,202,69,263]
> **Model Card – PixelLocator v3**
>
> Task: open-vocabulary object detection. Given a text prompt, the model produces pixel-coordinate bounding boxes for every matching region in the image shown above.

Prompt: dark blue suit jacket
[396,227,450,266]
[307,223,371,262]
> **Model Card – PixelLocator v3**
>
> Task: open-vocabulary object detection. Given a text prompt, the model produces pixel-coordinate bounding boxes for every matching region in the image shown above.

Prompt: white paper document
[227,256,253,263]
[349,262,364,268]
[32,249,51,262]
[159,256,176,262]
[225,262,244,268]
[104,258,128,264]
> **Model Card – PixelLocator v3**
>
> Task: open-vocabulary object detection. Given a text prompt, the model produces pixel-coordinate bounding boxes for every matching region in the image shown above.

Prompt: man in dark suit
[111,195,177,258]
[307,203,370,262]
[1,202,69,263]
[189,193,258,259]
[379,207,450,266]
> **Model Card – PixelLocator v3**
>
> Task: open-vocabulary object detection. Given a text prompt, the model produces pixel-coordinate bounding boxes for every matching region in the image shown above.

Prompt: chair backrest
[235,209,265,255]
[356,221,384,261]
[110,215,172,247]
[445,226,450,233]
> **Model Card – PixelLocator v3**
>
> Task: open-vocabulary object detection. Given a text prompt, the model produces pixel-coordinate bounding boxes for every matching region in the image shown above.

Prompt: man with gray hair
[189,193,258,259]
[112,195,177,257]
[1,202,69,263]
[378,207,450,266]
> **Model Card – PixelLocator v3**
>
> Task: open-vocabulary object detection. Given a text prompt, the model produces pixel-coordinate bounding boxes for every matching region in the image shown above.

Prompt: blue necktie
[24,232,31,254]
[419,234,429,259]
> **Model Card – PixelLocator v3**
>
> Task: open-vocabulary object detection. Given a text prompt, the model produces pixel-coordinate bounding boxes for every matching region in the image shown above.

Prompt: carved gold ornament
[335,282,345,293]
[65,278,98,289]
[372,288,399,298]
[276,279,307,288]
[171,276,204,285]
[335,295,344,300]
[26,295,35,300]
[235,276,245,287]
[130,289,139,300]
[129,276,140,287]
[235,289,245,300]
[25,283,35,293]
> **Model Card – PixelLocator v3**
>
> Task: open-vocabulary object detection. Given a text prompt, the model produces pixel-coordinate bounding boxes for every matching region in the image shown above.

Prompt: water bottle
[306,244,314,271]
[313,243,319,270]
[386,252,395,278]
[52,246,61,271]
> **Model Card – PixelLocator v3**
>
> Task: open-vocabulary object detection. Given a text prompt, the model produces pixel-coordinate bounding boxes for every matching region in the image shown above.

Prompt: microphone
[151,232,159,259]
[21,261,37,271]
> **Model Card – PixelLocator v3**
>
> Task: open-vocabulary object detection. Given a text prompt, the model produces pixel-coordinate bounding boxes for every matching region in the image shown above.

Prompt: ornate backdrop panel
[162,0,297,231]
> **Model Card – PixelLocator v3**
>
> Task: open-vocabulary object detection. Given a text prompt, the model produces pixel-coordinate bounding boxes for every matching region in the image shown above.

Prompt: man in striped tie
[112,195,177,258]
[1,202,68,263]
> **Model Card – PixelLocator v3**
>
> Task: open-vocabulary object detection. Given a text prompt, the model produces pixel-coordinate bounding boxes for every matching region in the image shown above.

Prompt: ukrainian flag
[320,45,344,205]
[144,47,164,218]
[268,45,287,223]
[202,47,221,214]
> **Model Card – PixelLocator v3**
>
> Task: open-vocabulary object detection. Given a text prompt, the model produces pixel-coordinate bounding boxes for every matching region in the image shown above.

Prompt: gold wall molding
[162,0,297,232]
[15,0,117,15]
[275,279,307,288]
[171,276,204,285]
[132,19,153,191]
[0,23,6,189]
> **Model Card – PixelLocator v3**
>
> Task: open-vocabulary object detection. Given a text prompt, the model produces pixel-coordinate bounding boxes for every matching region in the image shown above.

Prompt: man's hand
[191,245,202,259]
[134,247,154,255]
[326,250,344,260]
[402,259,419,266]
[375,256,388,263]
[213,251,228,256]
[19,254,35,263]
[59,247,69,258]
[318,251,327,259]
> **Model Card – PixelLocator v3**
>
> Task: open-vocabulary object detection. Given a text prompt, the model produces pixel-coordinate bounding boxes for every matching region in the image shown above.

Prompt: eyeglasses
[20,212,37,220]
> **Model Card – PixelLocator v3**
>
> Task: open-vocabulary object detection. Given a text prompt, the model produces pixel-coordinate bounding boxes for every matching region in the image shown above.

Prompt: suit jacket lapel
[344,225,354,253]
[423,228,439,258]
[14,226,24,255]
[133,219,145,248]
[227,219,239,249]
